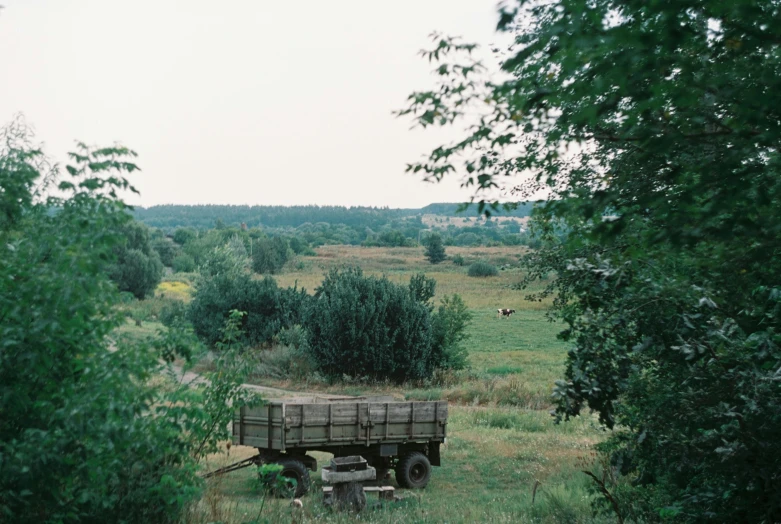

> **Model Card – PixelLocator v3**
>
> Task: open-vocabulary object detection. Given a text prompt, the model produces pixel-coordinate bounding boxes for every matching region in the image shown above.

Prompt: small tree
[108,220,164,299]
[431,294,472,370]
[424,232,446,264]
[251,236,289,274]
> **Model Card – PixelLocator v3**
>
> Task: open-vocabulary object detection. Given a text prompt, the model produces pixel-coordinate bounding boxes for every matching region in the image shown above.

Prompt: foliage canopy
[0,120,258,522]
[403,1,781,520]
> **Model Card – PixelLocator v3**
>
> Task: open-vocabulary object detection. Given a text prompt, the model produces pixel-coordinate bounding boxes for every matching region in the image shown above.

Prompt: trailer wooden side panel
[232,400,448,451]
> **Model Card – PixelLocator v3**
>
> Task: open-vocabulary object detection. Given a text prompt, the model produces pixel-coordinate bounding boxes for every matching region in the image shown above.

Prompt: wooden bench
[323,485,395,501]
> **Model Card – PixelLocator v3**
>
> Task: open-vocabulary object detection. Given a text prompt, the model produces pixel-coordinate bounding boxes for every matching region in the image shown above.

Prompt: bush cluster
[305,268,437,381]
[188,270,309,347]
[187,264,471,383]
[467,261,499,277]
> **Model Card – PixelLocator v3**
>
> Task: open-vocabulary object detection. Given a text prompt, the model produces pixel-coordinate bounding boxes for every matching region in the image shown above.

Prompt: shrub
[305,268,437,382]
[172,252,196,272]
[452,254,465,266]
[468,261,499,277]
[200,244,248,277]
[160,299,189,328]
[274,324,308,349]
[188,271,308,348]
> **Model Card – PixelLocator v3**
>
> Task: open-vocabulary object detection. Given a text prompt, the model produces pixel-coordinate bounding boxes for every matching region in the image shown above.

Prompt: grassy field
[127,245,606,523]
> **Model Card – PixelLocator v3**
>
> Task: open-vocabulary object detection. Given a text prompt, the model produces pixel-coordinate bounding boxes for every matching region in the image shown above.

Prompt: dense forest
[132,202,538,248]
[132,202,535,230]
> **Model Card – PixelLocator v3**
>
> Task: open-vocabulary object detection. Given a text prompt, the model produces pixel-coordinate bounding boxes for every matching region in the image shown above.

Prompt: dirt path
[167,363,357,400]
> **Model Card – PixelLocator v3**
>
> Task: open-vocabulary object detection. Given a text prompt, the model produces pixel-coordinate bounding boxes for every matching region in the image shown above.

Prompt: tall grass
[468,261,499,277]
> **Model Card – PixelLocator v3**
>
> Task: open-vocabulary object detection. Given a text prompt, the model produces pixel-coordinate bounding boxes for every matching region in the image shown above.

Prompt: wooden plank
[384,403,389,440]
[267,404,272,450]
[410,402,415,437]
[300,404,305,444]
[355,403,360,445]
[282,403,439,426]
[433,401,438,438]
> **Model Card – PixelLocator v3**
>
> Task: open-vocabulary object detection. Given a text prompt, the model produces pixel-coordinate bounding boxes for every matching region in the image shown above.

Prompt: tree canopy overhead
[403,1,781,520]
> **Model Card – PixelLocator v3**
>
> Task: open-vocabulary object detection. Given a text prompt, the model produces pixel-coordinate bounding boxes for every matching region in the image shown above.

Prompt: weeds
[251,344,318,382]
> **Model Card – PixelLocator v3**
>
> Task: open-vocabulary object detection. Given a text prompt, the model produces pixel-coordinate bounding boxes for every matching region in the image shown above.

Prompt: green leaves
[407,0,781,519]
[0,122,202,522]
[0,122,261,522]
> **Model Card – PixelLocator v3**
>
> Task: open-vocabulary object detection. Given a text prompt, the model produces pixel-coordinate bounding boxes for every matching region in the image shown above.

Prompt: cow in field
[497,308,516,318]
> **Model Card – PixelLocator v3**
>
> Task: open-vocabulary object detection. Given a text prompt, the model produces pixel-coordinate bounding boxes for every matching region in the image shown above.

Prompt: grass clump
[405,388,444,401]
[485,365,523,375]
[473,409,547,432]
[467,261,499,277]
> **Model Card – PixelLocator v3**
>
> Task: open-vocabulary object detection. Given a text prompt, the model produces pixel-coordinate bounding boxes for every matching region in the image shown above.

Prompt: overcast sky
[1,0,509,208]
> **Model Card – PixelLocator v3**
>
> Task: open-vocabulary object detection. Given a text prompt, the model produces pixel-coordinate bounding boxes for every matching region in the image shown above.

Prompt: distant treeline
[132,202,536,230]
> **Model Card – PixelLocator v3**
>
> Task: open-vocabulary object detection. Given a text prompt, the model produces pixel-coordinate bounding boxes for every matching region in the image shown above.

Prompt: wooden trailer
[222,396,448,497]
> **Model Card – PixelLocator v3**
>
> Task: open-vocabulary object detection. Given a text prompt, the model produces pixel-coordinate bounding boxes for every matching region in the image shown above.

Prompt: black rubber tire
[273,457,311,498]
[395,452,432,489]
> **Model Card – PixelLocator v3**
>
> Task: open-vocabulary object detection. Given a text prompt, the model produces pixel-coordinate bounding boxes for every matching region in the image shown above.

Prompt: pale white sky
[0,0,509,208]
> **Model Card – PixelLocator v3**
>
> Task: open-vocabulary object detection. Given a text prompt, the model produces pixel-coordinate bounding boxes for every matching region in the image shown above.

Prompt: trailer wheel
[270,457,311,498]
[395,452,431,489]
